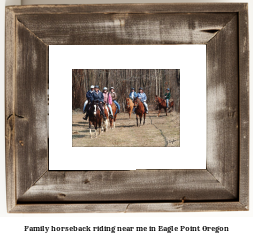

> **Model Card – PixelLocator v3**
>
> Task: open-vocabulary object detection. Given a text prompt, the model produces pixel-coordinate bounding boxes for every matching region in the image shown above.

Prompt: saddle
[88,101,101,113]
[94,102,108,113]
[95,102,102,112]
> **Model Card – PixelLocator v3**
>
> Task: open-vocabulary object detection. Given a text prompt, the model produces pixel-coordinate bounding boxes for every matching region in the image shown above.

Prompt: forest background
[72,69,180,111]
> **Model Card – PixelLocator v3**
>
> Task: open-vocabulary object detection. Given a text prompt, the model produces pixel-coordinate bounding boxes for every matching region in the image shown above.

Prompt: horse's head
[125,98,130,109]
[154,95,159,103]
[133,97,139,108]
[155,95,163,104]
[90,101,99,116]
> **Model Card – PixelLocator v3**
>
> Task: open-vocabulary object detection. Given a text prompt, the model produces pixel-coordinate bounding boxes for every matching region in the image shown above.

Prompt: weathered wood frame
[5,4,249,213]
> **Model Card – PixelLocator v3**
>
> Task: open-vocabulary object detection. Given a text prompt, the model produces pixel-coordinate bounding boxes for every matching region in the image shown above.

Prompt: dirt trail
[72,110,180,147]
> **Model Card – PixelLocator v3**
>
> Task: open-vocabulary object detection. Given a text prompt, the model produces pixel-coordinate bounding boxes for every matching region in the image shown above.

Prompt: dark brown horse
[133,97,146,127]
[88,101,103,138]
[154,95,174,117]
[125,98,134,119]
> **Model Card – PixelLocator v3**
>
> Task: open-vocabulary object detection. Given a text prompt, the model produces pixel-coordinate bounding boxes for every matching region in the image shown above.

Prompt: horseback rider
[83,85,94,120]
[129,87,137,113]
[103,87,114,119]
[137,87,149,114]
[129,87,137,101]
[164,88,171,109]
[91,85,107,120]
[110,87,120,113]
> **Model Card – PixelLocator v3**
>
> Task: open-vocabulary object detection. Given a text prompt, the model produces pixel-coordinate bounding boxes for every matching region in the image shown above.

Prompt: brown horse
[109,102,117,129]
[133,97,146,127]
[154,95,174,117]
[88,101,103,138]
[125,98,134,118]
[102,103,109,132]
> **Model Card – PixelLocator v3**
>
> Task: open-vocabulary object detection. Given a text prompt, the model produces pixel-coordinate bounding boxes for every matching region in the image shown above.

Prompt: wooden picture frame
[5,3,249,213]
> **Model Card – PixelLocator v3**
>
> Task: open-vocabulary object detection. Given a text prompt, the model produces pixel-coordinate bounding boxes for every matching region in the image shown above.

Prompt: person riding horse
[129,87,137,101]
[90,85,107,120]
[164,88,171,109]
[103,87,113,119]
[83,85,94,120]
[137,87,149,114]
[129,87,137,113]
[110,87,120,113]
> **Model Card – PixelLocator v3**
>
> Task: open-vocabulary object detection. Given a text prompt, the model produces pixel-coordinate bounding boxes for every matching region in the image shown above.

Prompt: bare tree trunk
[105,69,109,88]
[72,69,180,111]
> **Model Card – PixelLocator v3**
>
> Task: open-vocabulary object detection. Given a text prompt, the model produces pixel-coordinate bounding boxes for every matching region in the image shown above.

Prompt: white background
[49,45,206,170]
[0,0,252,237]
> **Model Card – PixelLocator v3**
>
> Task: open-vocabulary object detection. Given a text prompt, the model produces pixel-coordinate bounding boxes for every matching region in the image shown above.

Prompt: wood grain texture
[206,16,239,198]
[15,20,48,200]
[5,3,249,212]
[10,202,247,213]
[16,13,236,45]
[7,3,247,15]
[125,202,247,213]
[238,4,249,209]
[18,170,236,202]
[5,7,16,212]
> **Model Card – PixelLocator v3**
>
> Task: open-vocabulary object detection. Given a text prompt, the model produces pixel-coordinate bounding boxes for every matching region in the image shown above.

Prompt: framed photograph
[5,3,249,212]
[49,45,206,171]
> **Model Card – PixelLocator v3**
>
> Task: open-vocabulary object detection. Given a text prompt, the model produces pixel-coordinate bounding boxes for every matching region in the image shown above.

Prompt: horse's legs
[98,121,101,135]
[165,107,168,116]
[94,121,98,138]
[104,119,108,132]
[143,113,146,125]
[95,122,98,138]
[102,114,106,132]
[139,115,142,126]
[101,120,104,133]
[158,107,161,117]
[111,116,114,129]
[109,118,112,129]
[89,120,92,138]
[98,118,102,135]
[94,125,97,137]
[136,114,139,127]
[113,114,115,128]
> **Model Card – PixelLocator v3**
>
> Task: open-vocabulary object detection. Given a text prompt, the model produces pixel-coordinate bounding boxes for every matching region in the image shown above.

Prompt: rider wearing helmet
[103,87,113,119]
[136,87,148,114]
[129,87,137,113]
[110,87,120,113]
[83,85,94,120]
[91,85,107,120]
[129,87,137,100]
